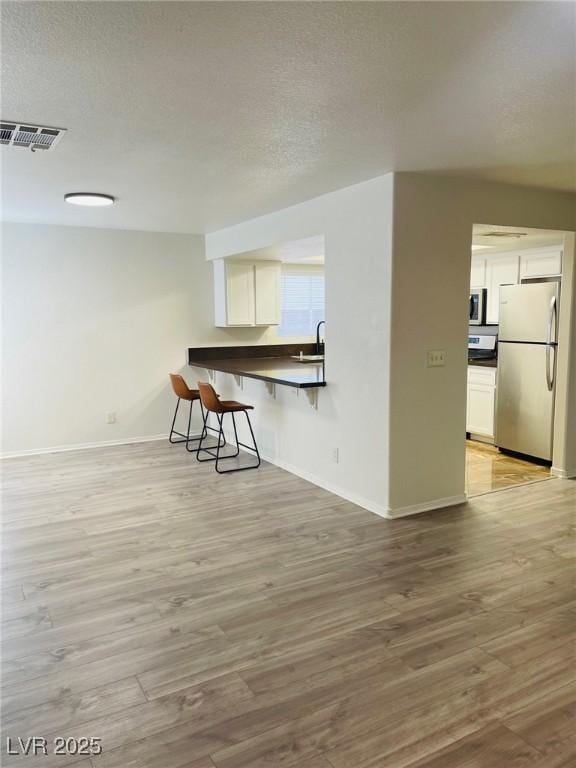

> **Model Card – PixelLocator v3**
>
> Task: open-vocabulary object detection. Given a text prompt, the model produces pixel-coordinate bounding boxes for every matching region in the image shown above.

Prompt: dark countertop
[189,356,326,388]
[188,344,326,389]
[468,358,498,368]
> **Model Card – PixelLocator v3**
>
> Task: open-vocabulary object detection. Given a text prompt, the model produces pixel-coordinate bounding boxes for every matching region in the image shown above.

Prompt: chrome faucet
[315,321,325,355]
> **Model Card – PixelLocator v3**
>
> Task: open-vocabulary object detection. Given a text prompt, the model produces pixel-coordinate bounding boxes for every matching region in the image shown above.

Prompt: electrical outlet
[106,411,117,424]
[427,350,446,368]
[332,447,339,464]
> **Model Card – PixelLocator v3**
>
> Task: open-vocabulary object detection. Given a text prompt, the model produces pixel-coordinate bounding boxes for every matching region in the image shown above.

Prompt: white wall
[205,174,394,516]
[389,174,576,515]
[206,172,575,519]
[0,223,330,456]
[553,232,576,478]
[1,224,201,454]
[4,175,571,521]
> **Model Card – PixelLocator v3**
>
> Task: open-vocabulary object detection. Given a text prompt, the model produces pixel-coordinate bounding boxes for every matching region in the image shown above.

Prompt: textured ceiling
[229,235,325,264]
[472,224,566,253]
[2,1,575,233]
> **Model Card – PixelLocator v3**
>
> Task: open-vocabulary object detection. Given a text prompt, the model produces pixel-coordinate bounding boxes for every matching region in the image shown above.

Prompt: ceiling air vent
[0,121,66,151]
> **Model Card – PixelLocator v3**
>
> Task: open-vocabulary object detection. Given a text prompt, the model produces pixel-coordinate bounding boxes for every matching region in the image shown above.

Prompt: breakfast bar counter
[188,344,326,389]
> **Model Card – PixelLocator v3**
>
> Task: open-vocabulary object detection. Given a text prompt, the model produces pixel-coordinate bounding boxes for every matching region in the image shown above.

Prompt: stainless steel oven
[468,333,497,363]
[469,288,486,325]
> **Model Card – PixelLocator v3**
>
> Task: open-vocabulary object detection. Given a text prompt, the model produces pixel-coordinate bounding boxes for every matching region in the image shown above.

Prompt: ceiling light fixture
[65,193,115,207]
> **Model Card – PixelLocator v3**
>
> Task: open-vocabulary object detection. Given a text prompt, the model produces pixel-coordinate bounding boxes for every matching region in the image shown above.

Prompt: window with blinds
[278,265,325,337]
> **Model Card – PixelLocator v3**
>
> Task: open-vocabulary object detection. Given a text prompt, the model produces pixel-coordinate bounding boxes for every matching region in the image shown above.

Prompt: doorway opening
[465,224,567,497]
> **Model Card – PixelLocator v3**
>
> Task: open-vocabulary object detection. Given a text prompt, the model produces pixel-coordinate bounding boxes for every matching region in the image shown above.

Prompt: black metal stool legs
[169,398,225,452]
[168,398,192,444]
[196,410,260,473]
[184,401,226,453]
[196,410,238,463]
[242,411,261,468]
[214,410,260,474]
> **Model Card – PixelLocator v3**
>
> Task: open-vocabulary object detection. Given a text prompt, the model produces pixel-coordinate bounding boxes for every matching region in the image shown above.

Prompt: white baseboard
[467,433,493,445]
[260,452,390,519]
[386,494,468,519]
[3,433,469,523]
[265,452,467,520]
[551,466,576,479]
[1,433,169,459]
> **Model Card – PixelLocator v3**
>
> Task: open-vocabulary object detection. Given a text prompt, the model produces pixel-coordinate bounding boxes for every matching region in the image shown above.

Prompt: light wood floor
[1,441,575,768]
[466,440,551,497]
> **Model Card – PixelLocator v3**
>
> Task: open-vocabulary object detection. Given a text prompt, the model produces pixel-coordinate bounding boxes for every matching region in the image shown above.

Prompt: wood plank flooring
[1,440,575,767]
[466,440,551,497]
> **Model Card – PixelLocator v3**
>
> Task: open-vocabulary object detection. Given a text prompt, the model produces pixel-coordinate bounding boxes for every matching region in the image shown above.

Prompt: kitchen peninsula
[188,344,326,388]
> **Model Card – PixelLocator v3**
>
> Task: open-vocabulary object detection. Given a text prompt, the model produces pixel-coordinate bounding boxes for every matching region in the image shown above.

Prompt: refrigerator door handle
[547,295,557,346]
[546,296,557,392]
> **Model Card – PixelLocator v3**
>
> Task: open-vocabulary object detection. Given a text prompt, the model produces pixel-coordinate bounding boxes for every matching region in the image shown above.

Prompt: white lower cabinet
[466,366,497,440]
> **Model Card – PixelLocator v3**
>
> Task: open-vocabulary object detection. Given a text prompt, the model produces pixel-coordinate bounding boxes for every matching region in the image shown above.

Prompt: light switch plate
[427,350,446,368]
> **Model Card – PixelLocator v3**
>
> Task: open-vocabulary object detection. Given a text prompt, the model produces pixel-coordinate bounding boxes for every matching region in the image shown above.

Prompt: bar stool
[168,374,224,453]
[196,382,261,473]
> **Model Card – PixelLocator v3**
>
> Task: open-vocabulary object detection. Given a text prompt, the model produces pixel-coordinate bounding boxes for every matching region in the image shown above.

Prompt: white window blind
[278,265,325,337]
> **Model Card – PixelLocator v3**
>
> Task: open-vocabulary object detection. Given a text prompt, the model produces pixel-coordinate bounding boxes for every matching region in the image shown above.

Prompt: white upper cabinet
[485,254,520,324]
[225,261,255,326]
[470,246,563,325]
[254,262,281,326]
[213,259,281,327]
[519,247,562,280]
[470,256,487,288]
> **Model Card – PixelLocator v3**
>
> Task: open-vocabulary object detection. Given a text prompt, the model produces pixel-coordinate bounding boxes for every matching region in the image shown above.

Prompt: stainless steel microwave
[469,288,486,325]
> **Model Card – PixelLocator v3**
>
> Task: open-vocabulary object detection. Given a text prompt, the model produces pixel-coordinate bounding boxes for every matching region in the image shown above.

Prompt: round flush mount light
[64,193,115,207]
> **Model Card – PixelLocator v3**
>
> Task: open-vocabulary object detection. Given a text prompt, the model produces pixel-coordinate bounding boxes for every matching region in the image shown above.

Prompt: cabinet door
[466,382,495,437]
[486,255,519,324]
[470,256,487,288]
[213,259,228,327]
[254,262,281,325]
[468,366,497,387]
[519,249,562,279]
[226,262,255,326]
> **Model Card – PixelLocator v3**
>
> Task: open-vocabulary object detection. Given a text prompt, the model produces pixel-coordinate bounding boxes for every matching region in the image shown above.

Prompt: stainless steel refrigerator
[495,281,559,461]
